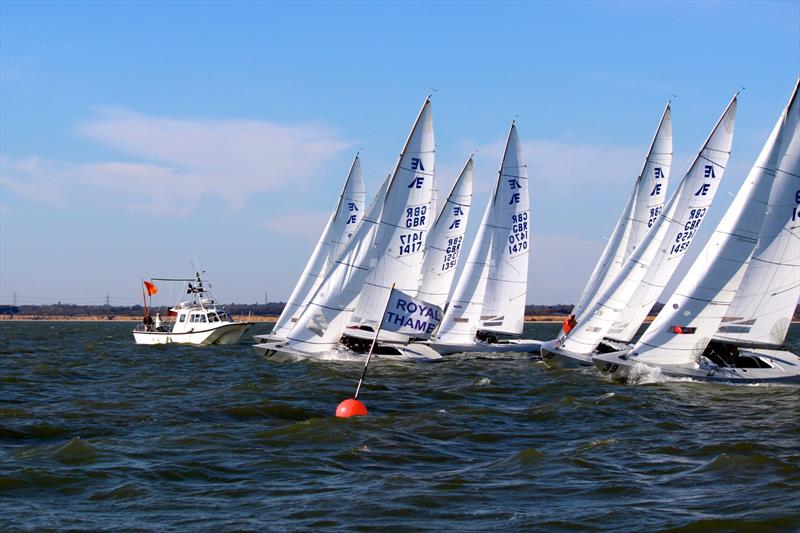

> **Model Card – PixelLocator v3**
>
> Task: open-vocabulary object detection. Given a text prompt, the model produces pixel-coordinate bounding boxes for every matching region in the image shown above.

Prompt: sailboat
[566,102,673,338]
[255,98,443,361]
[428,122,540,355]
[594,80,800,384]
[541,94,739,367]
[341,155,474,348]
[254,154,366,345]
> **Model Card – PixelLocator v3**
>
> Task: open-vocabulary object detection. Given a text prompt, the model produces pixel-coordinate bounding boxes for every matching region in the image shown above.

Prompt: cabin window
[179,314,186,323]
[191,314,200,323]
[201,315,207,323]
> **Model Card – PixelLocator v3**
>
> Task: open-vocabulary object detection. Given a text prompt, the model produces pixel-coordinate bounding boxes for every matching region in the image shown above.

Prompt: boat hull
[428,339,542,356]
[133,322,252,346]
[253,340,443,362]
[539,339,595,368]
[593,348,800,384]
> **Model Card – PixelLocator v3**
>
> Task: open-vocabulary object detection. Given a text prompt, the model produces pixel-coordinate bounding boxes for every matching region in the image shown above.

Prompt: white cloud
[1,109,353,214]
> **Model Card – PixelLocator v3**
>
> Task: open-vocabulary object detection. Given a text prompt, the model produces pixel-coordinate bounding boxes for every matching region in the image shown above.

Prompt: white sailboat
[255,98,442,361]
[416,157,474,310]
[542,94,738,367]
[429,122,539,355]
[567,102,673,337]
[254,155,366,344]
[595,79,800,384]
[133,272,252,345]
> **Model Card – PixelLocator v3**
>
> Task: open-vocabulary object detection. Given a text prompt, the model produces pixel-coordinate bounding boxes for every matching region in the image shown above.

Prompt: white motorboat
[594,79,800,385]
[542,94,737,368]
[133,272,252,345]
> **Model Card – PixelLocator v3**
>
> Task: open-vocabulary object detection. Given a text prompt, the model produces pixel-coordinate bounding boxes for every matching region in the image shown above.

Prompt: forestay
[571,103,673,328]
[417,157,474,309]
[558,95,738,356]
[271,155,366,339]
[285,99,435,354]
[714,80,800,349]
[436,122,530,343]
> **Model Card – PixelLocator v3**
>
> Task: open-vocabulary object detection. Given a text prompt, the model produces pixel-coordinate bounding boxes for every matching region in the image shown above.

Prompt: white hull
[539,339,595,368]
[133,322,252,346]
[593,348,800,384]
[253,340,443,363]
[428,338,542,356]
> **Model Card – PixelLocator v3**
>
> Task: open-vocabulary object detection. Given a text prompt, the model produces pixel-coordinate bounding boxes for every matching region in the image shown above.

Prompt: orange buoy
[335,398,368,418]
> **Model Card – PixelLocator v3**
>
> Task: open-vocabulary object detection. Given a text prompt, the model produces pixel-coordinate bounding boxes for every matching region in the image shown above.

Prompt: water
[2,322,799,531]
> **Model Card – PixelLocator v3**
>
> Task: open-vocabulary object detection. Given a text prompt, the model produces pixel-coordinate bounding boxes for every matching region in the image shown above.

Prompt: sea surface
[1,321,799,531]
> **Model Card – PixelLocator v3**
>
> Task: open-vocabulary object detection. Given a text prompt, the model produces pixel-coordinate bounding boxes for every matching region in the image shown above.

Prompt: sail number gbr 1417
[669,207,706,255]
[508,212,529,255]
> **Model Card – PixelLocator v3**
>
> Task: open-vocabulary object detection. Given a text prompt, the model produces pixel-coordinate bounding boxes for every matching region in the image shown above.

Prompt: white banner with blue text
[380,288,443,339]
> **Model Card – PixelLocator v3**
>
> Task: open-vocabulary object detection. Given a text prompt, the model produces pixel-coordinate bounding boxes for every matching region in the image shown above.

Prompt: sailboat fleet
[217,82,796,385]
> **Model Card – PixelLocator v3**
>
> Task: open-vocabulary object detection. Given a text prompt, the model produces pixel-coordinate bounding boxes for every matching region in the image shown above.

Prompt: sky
[1,0,798,306]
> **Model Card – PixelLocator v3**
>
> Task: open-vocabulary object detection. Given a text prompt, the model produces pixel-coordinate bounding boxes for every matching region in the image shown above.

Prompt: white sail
[417,157,474,309]
[435,189,494,344]
[714,80,800,348]
[480,123,531,334]
[571,103,673,327]
[631,80,800,364]
[559,95,738,356]
[285,99,435,353]
[350,104,435,331]
[436,122,530,342]
[271,156,366,338]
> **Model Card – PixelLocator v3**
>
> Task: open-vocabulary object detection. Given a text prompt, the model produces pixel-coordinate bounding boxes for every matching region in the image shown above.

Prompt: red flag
[143,281,158,296]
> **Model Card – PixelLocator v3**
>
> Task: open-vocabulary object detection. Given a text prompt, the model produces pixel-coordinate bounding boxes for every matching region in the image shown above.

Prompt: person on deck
[563,314,577,335]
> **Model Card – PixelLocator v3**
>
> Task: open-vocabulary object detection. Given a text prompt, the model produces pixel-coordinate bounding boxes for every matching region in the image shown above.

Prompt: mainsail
[558,95,738,356]
[436,122,530,343]
[285,98,435,354]
[271,155,366,339]
[630,80,799,364]
[571,103,673,328]
[417,157,474,309]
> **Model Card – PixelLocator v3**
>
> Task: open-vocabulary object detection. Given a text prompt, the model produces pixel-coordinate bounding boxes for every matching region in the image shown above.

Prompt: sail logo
[408,177,425,189]
[411,158,425,171]
[347,202,359,211]
[654,167,664,179]
[508,178,522,189]
[650,183,662,196]
[448,219,461,229]
[508,192,521,204]
[704,165,716,178]
[694,183,711,196]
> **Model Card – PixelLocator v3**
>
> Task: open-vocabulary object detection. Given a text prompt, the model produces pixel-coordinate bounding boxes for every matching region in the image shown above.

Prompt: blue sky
[1,1,798,305]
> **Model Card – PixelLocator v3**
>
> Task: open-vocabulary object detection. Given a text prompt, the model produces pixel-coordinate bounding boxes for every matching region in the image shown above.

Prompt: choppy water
[1,321,799,531]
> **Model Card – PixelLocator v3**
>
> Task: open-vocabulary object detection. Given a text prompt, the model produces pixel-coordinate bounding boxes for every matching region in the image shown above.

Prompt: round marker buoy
[336,398,368,418]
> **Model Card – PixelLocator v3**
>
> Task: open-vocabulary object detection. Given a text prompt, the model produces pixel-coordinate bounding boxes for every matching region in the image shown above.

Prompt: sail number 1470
[508,212,529,255]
